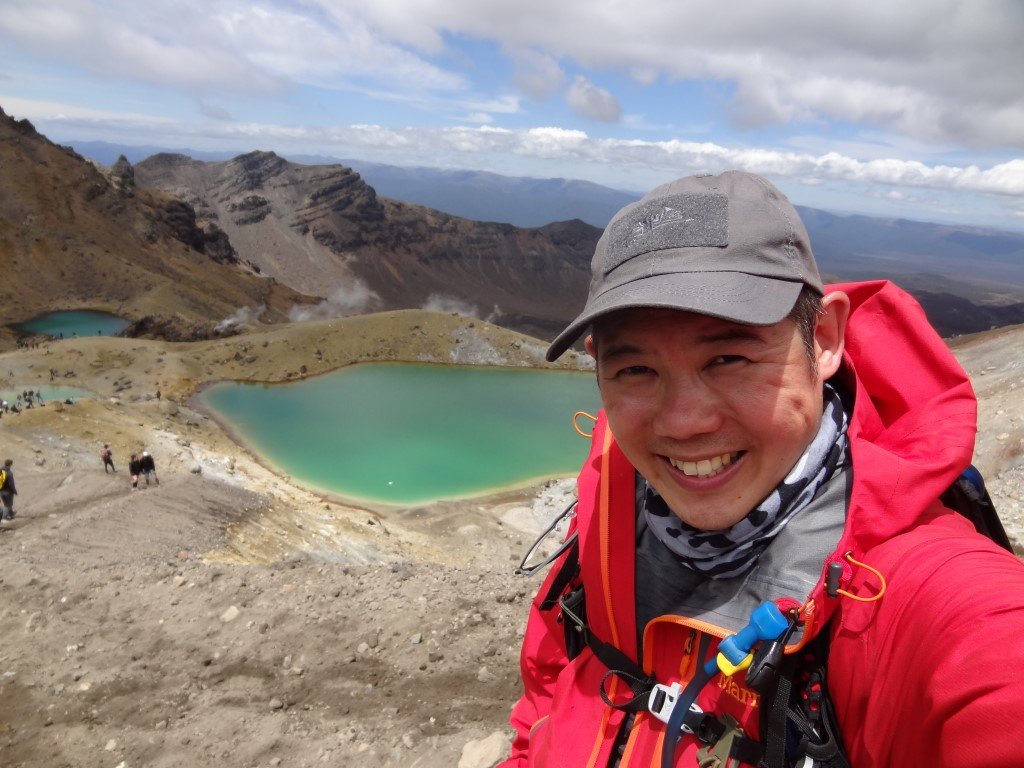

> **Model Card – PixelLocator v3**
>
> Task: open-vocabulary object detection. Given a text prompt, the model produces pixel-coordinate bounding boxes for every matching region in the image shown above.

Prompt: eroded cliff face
[0,111,312,349]
[135,151,600,341]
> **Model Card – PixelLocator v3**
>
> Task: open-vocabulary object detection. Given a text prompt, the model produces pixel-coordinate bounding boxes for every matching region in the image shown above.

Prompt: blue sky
[2,0,1023,230]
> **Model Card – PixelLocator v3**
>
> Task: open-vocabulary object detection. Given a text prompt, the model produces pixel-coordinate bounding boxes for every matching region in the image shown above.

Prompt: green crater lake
[199,363,601,504]
[16,310,130,338]
[0,386,93,403]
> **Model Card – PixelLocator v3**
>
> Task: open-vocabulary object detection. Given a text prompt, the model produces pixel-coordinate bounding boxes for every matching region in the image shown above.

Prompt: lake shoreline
[191,362,597,509]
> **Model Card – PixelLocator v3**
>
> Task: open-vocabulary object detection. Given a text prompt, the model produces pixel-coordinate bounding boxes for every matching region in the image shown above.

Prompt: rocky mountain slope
[134,152,597,341]
[0,108,311,350]
[134,150,1024,341]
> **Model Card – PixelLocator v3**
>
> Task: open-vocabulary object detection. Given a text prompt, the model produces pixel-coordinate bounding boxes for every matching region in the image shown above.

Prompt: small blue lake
[198,363,601,505]
[0,386,92,403]
[15,310,130,338]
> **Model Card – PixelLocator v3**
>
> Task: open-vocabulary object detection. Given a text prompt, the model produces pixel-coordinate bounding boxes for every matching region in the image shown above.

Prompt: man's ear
[584,334,596,358]
[815,291,850,380]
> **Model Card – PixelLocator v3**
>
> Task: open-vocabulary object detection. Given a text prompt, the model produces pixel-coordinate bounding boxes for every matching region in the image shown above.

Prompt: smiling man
[587,303,844,538]
[502,171,1024,768]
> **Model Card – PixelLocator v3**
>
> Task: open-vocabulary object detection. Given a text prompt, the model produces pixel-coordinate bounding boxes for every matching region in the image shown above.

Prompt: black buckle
[746,609,800,694]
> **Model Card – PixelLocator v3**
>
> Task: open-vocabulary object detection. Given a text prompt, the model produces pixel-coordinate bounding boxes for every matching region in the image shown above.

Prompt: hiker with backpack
[101,444,115,473]
[128,453,143,491]
[502,171,1024,768]
[0,459,17,521]
[139,451,159,486]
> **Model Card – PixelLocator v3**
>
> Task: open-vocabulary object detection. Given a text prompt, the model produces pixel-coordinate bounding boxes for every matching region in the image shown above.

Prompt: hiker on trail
[101,444,115,473]
[139,451,159,486]
[128,453,142,491]
[0,459,17,521]
[502,171,1024,768]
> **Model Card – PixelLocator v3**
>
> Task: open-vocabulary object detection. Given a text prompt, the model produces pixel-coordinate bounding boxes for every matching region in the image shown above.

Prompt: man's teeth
[670,452,737,478]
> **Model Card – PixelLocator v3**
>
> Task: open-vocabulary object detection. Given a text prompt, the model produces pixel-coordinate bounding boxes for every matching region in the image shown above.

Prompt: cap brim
[545,272,803,361]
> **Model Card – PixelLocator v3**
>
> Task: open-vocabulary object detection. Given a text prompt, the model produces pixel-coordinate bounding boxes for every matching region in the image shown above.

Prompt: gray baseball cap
[546,170,823,361]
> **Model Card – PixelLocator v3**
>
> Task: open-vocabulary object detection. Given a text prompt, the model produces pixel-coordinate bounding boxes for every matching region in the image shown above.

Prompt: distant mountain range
[332,159,639,229]
[66,140,236,168]
[15,134,1024,341]
[67,140,639,228]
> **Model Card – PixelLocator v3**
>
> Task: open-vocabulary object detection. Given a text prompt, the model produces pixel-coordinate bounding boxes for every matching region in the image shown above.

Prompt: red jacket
[503,281,1024,768]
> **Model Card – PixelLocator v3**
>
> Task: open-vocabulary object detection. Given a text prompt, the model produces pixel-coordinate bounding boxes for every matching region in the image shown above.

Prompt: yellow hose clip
[714,651,753,677]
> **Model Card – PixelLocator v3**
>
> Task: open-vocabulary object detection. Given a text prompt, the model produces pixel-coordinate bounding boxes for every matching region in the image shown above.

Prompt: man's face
[587,308,827,531]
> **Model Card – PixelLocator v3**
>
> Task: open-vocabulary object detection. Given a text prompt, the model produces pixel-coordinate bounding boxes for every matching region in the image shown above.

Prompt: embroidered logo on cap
[604,192,729,275]
[630,205,689,240]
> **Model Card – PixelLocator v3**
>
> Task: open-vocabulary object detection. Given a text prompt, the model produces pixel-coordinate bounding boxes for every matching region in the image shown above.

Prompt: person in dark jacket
[0,458,16,520]
[128,453,143,491]
[140,451,159,486]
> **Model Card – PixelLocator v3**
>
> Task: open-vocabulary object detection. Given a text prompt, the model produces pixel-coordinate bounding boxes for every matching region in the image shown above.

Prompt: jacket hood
[817,281,976,605]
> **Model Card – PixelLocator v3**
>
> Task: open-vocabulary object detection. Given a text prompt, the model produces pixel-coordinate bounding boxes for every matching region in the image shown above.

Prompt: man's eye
[614,365,653,378]
[708,355,745,367]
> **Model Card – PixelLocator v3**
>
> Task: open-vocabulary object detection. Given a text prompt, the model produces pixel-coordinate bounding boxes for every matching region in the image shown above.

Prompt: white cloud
[198,101,234,122]
[14,96,1023,200]
[0,0,283,92]
[4,0,1022,152]
[515,126,589,159]
[0,0,464,95]
[0,97,179,126]
[463,94,521,115]
[511,48,565,100]
[300,0,1024,149]
[215,2,465,92]
[565,76,621,123]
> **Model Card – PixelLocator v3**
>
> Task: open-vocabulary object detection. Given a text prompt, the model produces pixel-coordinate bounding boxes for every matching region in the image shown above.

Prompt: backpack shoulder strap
[940,464,1013,552]
[754,622,850,768]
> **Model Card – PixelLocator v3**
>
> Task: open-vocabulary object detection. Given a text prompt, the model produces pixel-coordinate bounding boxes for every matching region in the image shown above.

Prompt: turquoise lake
[198,363,601,504]
[16,310,130,338]
[0,386,92,403]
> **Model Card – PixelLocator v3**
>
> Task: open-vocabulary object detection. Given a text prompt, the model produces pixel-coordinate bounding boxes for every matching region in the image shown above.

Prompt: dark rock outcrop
[123,314,239,342]
[109,154,135,192]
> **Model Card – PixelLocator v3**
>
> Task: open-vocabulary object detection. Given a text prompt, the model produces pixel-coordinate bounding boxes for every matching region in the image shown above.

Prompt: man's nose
[651,379,724,439]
